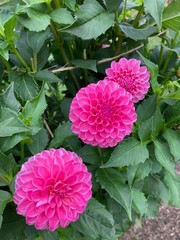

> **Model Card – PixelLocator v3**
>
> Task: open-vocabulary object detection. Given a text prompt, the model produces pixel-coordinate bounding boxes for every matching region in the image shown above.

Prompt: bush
[0,0,179,239]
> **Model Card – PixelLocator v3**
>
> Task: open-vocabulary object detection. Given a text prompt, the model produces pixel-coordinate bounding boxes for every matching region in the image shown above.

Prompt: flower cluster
[69,58,150,147]
[14,148,92,231]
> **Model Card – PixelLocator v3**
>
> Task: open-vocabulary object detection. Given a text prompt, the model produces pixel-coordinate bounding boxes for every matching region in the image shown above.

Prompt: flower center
[101,103,113,118]
[50,181,72,198]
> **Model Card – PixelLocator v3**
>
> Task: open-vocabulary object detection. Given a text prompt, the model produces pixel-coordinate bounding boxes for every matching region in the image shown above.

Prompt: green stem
[123,0,128,22]
[158,44,164,68]
[132,3,144,27]
[20,141,25,161]
[161,50,172,75]
[115,11,124,54]
[53,0,61,8]
[0,56,12,72]
[12,47,31,71]
[33,52,38,72]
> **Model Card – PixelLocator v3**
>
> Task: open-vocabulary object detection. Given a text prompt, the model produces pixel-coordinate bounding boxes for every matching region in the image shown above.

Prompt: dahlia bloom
[104,58,150,103]
[14,148,92,231]
[69,80,137,148]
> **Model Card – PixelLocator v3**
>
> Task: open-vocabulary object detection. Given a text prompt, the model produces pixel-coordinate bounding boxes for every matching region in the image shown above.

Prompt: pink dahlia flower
[14,148,92,231]
[69,80,137,148]
[104,58,150,103]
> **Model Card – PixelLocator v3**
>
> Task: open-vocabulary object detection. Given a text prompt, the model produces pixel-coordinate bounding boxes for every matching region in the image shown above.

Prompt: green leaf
[38,230,59,240]
[71,59,97,72]
[0,134,24,153]
[63,0,115,40]
[145,198,160,218]
[164,172,180,207]
[0,191,12,221]
[50,8,74,25]
[138,108,165,142]
[144,176,169,203]
[136,95,157,124]
[96,168,132,220]
[32,70,61,83]
[120,23,157,41]
[163,128,180,162]
[28,128,49,155]
[0,151,16,182]
[77,145,100,165]
[58,226,83,240]
[18,8,50,32]
[71,198,115,239]
[106,196,132,234]
[138,52,160,93]
[0,83,20,112]
[0,108,30,137]
[27,29,50,53]
[104,0,123,12]
[22,89,47,133]
[162,0,180,31]
[127,160,152,186]
[154,140,175,176]
[165,100,180,126]
[144,0,167,28]
[4,16,17,42]
[64,0,76,11]
[0,204,26,240]
[9,72,38,102]
[60,98,72,121]
[102,138,149,168]
[49,121,74,148]
[132,188,147,216]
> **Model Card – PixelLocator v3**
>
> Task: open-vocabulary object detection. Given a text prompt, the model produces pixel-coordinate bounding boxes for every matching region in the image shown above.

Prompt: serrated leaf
[145,198,160,218]
[49,121,74,148]
[0,108,30,137]
[132,188,147,216]
[77,145,100,165]
[64,0,76,11]
[127,160,152,186]
[71,198,115,239]
[28,128,49,155]
[138,108,165,142]
[136,95,157,124]
[163,128,180,162]
[120,23,157,41]
[63,0,115,40]
[162,0,180,31]
[96,168,132,220]
[144,0,167,28]
[0,151,16,182]
[104,0,123,12]
[58,226,83,240]
[164,172,180,207]
[71,59,97,72]
[18,8,50,32]
[27,29,50,53]
[38,230,59,240]
[50,8,74,25]
[0,134,24,153]
[154,140,175,176]
[22,89,47,133]
[9,72,38,102]
[0,83,20,112]
[144,175,169,203]
[138,52,160,93]
[102,138,149,168]
[32,69,61,83]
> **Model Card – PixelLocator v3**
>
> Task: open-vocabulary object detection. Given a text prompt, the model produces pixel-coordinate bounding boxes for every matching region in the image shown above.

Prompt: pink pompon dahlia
[104,58,150,103]
[14,148,92,231]
[69,80,137,148]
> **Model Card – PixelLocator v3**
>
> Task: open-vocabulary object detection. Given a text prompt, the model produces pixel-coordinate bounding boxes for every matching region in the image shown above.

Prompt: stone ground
[119,204,180,240]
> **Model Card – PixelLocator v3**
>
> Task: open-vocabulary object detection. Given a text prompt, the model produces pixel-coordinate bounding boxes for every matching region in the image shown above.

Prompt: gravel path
[119,204,180,240]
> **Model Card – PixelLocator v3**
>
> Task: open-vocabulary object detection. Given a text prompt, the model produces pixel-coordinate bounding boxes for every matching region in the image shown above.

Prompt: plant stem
[161,50,172,75]
[12,47,31,71]
[158,44,164,68]
[0,56,12,72]
[123,0,128,22]
[132,3,144,27]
